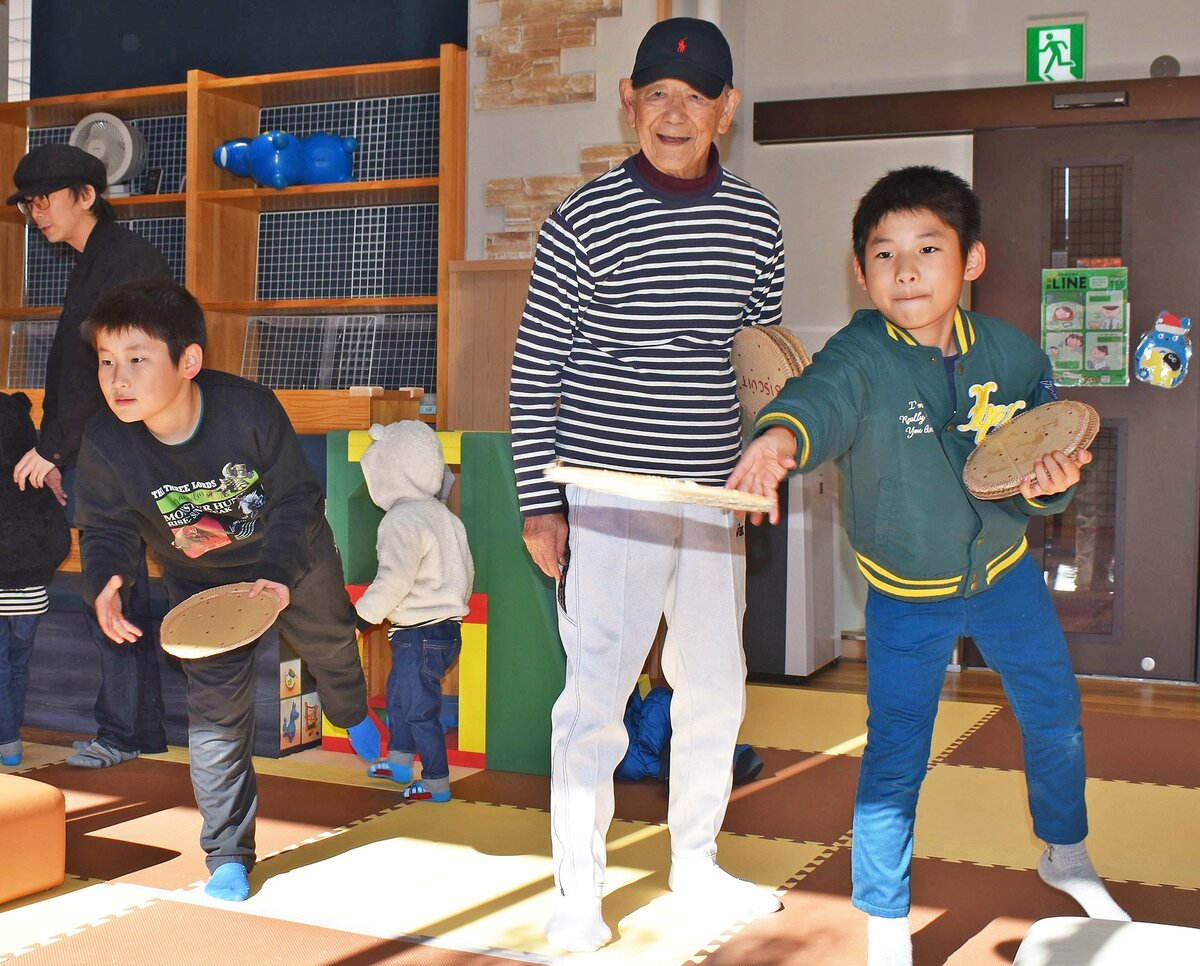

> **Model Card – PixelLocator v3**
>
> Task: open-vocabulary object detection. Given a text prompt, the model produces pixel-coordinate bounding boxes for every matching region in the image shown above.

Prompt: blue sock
[346,712,382,762]
[204,862,250,901]
[0,753,19,767]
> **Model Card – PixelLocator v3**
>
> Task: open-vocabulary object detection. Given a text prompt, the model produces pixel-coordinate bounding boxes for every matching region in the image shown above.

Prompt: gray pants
[551,485,748,896]
[168,526,368,872]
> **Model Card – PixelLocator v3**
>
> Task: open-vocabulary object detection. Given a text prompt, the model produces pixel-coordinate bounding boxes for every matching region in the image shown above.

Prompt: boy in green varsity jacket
[727,167,1129,966]
[73,279,382,903]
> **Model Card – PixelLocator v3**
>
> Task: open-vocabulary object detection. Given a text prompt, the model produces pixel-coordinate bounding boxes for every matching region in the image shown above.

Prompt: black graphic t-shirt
[154,464,266,559]
[75,369,329,602]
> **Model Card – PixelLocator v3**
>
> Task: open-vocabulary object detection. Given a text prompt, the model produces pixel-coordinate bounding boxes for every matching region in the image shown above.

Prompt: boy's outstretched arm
[726,426,798,526]
[94,575,143,644]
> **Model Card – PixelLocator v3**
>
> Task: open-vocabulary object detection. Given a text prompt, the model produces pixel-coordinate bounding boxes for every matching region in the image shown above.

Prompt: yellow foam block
[915,763,1200,889]
[739,684,996,760]
[348,429,462,466]
[435,430,462,466]
[347,429,372,463]
[915,763,1041,868]
[233,800,822,963]
[457,622,487,753]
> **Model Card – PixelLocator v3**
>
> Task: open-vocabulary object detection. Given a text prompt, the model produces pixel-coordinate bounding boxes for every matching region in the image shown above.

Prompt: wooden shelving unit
[0,45,466,429]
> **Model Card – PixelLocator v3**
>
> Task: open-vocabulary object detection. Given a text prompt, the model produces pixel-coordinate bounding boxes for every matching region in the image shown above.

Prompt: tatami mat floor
[3,674,1199,964]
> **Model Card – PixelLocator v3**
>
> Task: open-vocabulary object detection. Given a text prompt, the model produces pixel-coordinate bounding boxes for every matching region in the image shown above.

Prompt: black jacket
[36,218,172,469]
[0,391,70,588]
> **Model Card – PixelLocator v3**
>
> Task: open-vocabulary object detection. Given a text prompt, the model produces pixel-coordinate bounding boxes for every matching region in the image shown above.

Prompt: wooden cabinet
[0,45,465,429]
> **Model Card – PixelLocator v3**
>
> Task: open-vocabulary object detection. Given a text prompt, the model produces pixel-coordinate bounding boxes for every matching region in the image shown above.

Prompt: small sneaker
[66,741,139,769]
[366,759,412,784]
[402,780,451,803]
[0,739,21,767]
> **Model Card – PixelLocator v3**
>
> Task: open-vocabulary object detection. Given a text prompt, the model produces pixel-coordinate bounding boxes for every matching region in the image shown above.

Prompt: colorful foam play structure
[323,429,564,776]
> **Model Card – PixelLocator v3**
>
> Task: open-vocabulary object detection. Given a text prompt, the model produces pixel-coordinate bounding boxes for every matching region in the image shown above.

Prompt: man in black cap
[8,142,171,768]
[509,16,785,951]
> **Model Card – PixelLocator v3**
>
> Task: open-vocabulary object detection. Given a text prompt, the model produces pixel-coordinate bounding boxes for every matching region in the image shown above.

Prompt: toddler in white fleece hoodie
[354,420,474,801]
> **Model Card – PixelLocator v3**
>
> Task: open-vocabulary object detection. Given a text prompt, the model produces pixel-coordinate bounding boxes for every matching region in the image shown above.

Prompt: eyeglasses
[15,191,60,217]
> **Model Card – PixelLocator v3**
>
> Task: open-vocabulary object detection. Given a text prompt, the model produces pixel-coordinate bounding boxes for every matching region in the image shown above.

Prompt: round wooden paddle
[731,326,809,433]
[159,582,282,660]
[962,400,1100,500]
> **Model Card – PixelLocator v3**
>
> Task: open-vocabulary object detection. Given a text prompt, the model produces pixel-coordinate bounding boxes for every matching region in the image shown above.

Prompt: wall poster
[1041,267,1129,387]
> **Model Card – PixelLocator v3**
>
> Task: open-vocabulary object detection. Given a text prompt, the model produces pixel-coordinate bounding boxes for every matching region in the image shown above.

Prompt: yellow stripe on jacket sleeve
[754,412,811,467]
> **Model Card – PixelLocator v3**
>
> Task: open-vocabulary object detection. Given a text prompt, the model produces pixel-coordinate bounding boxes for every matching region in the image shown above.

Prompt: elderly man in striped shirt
[509,17,786,953]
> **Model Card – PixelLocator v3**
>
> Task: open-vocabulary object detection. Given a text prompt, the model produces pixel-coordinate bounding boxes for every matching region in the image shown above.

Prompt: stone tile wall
[484,142,637,259]
[474,0,622,110]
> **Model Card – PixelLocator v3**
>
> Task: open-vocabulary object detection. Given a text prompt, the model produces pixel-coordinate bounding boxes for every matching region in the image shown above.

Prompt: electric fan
[68,112,146,196]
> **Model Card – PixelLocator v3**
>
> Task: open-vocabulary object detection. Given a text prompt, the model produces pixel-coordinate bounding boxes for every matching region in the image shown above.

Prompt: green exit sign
[1026,19,1085,83]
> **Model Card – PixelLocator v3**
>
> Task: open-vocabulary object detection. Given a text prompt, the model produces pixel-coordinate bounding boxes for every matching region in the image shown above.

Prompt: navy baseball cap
[630,17,733,99]
[6,143,107,206]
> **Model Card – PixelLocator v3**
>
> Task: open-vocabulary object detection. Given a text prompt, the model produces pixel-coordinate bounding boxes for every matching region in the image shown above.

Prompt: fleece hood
[359,420,445,511]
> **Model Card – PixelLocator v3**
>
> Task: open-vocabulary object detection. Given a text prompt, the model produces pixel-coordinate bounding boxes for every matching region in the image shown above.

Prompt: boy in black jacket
[75,279,381,901]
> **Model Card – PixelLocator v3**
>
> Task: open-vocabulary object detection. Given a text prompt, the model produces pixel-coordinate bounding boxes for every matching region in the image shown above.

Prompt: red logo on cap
[677,38,687,53]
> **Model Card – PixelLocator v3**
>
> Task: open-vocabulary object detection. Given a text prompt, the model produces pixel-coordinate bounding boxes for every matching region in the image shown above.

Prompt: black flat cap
[7,143,107,206]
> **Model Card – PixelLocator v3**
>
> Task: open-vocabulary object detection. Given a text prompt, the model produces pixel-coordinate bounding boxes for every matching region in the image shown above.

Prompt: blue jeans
[86,557,166,753]
[0,615,40,746]
[386,620,462,781]
[852,553,1087,917]
[67,467,166,754]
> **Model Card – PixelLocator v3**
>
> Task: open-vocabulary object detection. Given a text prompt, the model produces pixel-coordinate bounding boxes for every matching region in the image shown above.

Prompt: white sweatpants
[550,484,748,896]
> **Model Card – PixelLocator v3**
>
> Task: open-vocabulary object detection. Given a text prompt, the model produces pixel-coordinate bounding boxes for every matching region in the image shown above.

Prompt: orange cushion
[0,773,66,906]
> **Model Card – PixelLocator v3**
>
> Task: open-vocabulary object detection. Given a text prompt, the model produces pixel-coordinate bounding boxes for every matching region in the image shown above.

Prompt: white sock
[1038,841,1131,921]
[867,915,912,966]
[545,893,610,952]
[669,856,782,918]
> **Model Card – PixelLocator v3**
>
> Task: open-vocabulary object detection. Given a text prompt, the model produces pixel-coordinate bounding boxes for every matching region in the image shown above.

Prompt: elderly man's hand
[523,513,569,579]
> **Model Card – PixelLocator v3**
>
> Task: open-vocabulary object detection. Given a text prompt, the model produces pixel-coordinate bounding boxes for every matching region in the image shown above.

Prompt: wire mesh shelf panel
[23,215,186,307]
[242,313,436,393]
[256,204,437,301]
[28,115,187,196]
[5,319,56,387]
[259,93,439,182]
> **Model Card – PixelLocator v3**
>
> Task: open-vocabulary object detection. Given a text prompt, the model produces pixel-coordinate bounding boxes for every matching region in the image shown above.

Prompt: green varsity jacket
[755,308,1074,601]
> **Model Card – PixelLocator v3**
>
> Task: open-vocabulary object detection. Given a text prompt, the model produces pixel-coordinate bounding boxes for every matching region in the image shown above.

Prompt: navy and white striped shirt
[510,155,785,516]
[0,586,49,616]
